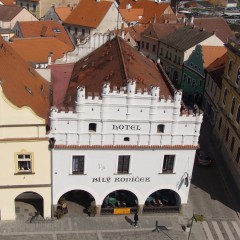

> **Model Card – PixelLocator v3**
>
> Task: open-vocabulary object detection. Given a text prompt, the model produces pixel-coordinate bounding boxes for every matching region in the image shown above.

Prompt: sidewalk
[0,208,205,240]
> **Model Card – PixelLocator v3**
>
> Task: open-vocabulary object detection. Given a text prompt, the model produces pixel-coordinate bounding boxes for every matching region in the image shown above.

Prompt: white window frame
[71,155,86,175]
[16,153,32,173]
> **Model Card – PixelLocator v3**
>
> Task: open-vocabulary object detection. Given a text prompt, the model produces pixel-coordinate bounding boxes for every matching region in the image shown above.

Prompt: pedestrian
[133,211,139,227]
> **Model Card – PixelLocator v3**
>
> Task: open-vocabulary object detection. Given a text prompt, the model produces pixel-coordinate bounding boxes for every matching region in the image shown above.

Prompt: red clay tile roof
[0,36,50,120]
[0,0,15,6]
[206,53,228,89]
[15,20,74,49]
[142,23,185,39]
[0,5,22,21]
[201,46,227,68]
[54,6,72,21]
[119,8,144,22]
[64,0,113,28]
[58,37,172,108]
[49,63,74,108]
[193,17,235,43]
[9,37,73,63]
[119,1,173,24]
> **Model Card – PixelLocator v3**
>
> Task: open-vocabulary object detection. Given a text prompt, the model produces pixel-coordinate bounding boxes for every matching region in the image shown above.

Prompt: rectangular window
[17,154,32,172]
[146,42,149,50]
[72,156,84,174]
[118,155,130,174]
[152,44,156,52]
[162,155,175,173]
[142,41,144,48]
[160,48,163,55]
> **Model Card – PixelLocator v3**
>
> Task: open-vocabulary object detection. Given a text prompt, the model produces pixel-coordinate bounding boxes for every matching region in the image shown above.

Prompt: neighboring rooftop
[0,0,15,6]
[9,37,73,64]
[201,46,227,68]
[54,6,73,21]
[0,36,50,120]
[159,25,214,51]
[206,53,228,89]
[0,5,22,21]
[119,8,144,22]
[53,37,172,108]
[193,17,235,43]
[64,0,113,28]
[14,20,74,49]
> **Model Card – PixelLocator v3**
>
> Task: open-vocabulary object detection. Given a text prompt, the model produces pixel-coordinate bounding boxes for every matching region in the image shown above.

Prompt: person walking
[133,211,139,227]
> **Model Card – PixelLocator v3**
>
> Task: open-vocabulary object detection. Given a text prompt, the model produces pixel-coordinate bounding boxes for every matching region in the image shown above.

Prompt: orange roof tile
[119,8,144,22]
[0,36,50,120]
[0,0,15,6]
[16,20,74,49]
[119,1,173,24]
[9,37,73,63]
[55,6,72,21]
[64,0,113,28]
[201,46,227,68]
[54,37,172,108]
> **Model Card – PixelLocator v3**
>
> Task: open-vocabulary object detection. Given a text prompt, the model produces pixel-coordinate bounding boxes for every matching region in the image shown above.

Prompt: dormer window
[89,123,97,132]
[53,28,61,33]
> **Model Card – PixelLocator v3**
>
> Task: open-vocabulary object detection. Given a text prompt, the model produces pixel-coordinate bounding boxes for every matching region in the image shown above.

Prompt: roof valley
[116,37,128,84]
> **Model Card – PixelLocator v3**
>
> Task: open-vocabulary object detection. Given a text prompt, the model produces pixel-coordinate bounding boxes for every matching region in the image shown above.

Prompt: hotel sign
[92,177,151,183]
[112,124,141,131]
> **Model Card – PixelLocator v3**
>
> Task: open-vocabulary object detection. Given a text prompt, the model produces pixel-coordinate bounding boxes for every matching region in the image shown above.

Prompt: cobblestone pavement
[0,211,202,240]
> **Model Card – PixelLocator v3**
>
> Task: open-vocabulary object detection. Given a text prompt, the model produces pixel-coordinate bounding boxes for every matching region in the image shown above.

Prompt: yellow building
[215,39,240,171]
[0,36,51,220]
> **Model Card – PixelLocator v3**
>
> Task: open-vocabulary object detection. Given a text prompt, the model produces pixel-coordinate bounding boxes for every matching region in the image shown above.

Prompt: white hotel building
[49,37,203,215]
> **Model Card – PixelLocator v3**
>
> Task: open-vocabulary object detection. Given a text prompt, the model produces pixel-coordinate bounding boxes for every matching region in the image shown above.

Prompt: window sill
[159,172,176,174]
[69,173,87,175]
[15,172,35,175]
[114,173,132,175]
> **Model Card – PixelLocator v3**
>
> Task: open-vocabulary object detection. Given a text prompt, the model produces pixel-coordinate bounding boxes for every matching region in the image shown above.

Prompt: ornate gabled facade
[49,37,203,215]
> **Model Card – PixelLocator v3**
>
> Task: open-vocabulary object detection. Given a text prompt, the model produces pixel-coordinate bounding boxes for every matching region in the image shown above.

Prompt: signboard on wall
[114,208,131,215]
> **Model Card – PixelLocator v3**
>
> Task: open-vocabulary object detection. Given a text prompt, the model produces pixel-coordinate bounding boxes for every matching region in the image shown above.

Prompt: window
[72,155,84,174]
[230,137,235,152]
[225,128,229,141]
[20,2,22,7]
[27,3,29,10]
[192,79,196,87]
[124,137,130,141]
[236,67,240,85]
[117,155,130,174]
[187,77,191,84]
[231,98,235,115]
[74,27,78,35]
[162,155,175,173]
[89,123,97,132]
[178,57,180,65]
[169,52,172,60]
[236,106,240,123]
[227,60,232,77]
[183,74,187,81]
[174,55,177,63]
[160,48,163,55]
[82,28,85,36]
[17,154,32,172]
[157,124,165,133]
[142,41,144,48]
[33,4,36,11]
[165,51,168,58]
[146,42,149,50]
[68,26,71,32]
[223,88,227,105]
[152,44,156,52]
[236,147,240,163]
[218,117,222,130]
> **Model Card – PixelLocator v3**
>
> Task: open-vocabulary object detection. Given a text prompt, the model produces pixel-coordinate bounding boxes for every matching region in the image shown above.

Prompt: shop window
[157,124,165,133]
[231,97,235,115]
[117,155,130,174]
[72,155,84,174]
[162,155,175,173]
[89,123,97,132]
[17,154,32,173]
[230,137,235,152]
[124,137,130,141]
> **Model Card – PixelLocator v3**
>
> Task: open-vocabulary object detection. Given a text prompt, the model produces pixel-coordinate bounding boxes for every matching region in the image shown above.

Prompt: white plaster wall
[52,148,196,206]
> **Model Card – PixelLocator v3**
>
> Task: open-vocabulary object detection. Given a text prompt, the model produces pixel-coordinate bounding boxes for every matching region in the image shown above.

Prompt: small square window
[17,154,32,172]
[118,155,130,174]
[157,124,165,133]
[89,123,97,132]
[162,155,175,173]
[72,156,84,174]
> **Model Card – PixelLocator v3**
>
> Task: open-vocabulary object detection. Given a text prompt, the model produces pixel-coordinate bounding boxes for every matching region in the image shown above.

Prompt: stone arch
[15,191,44,220]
